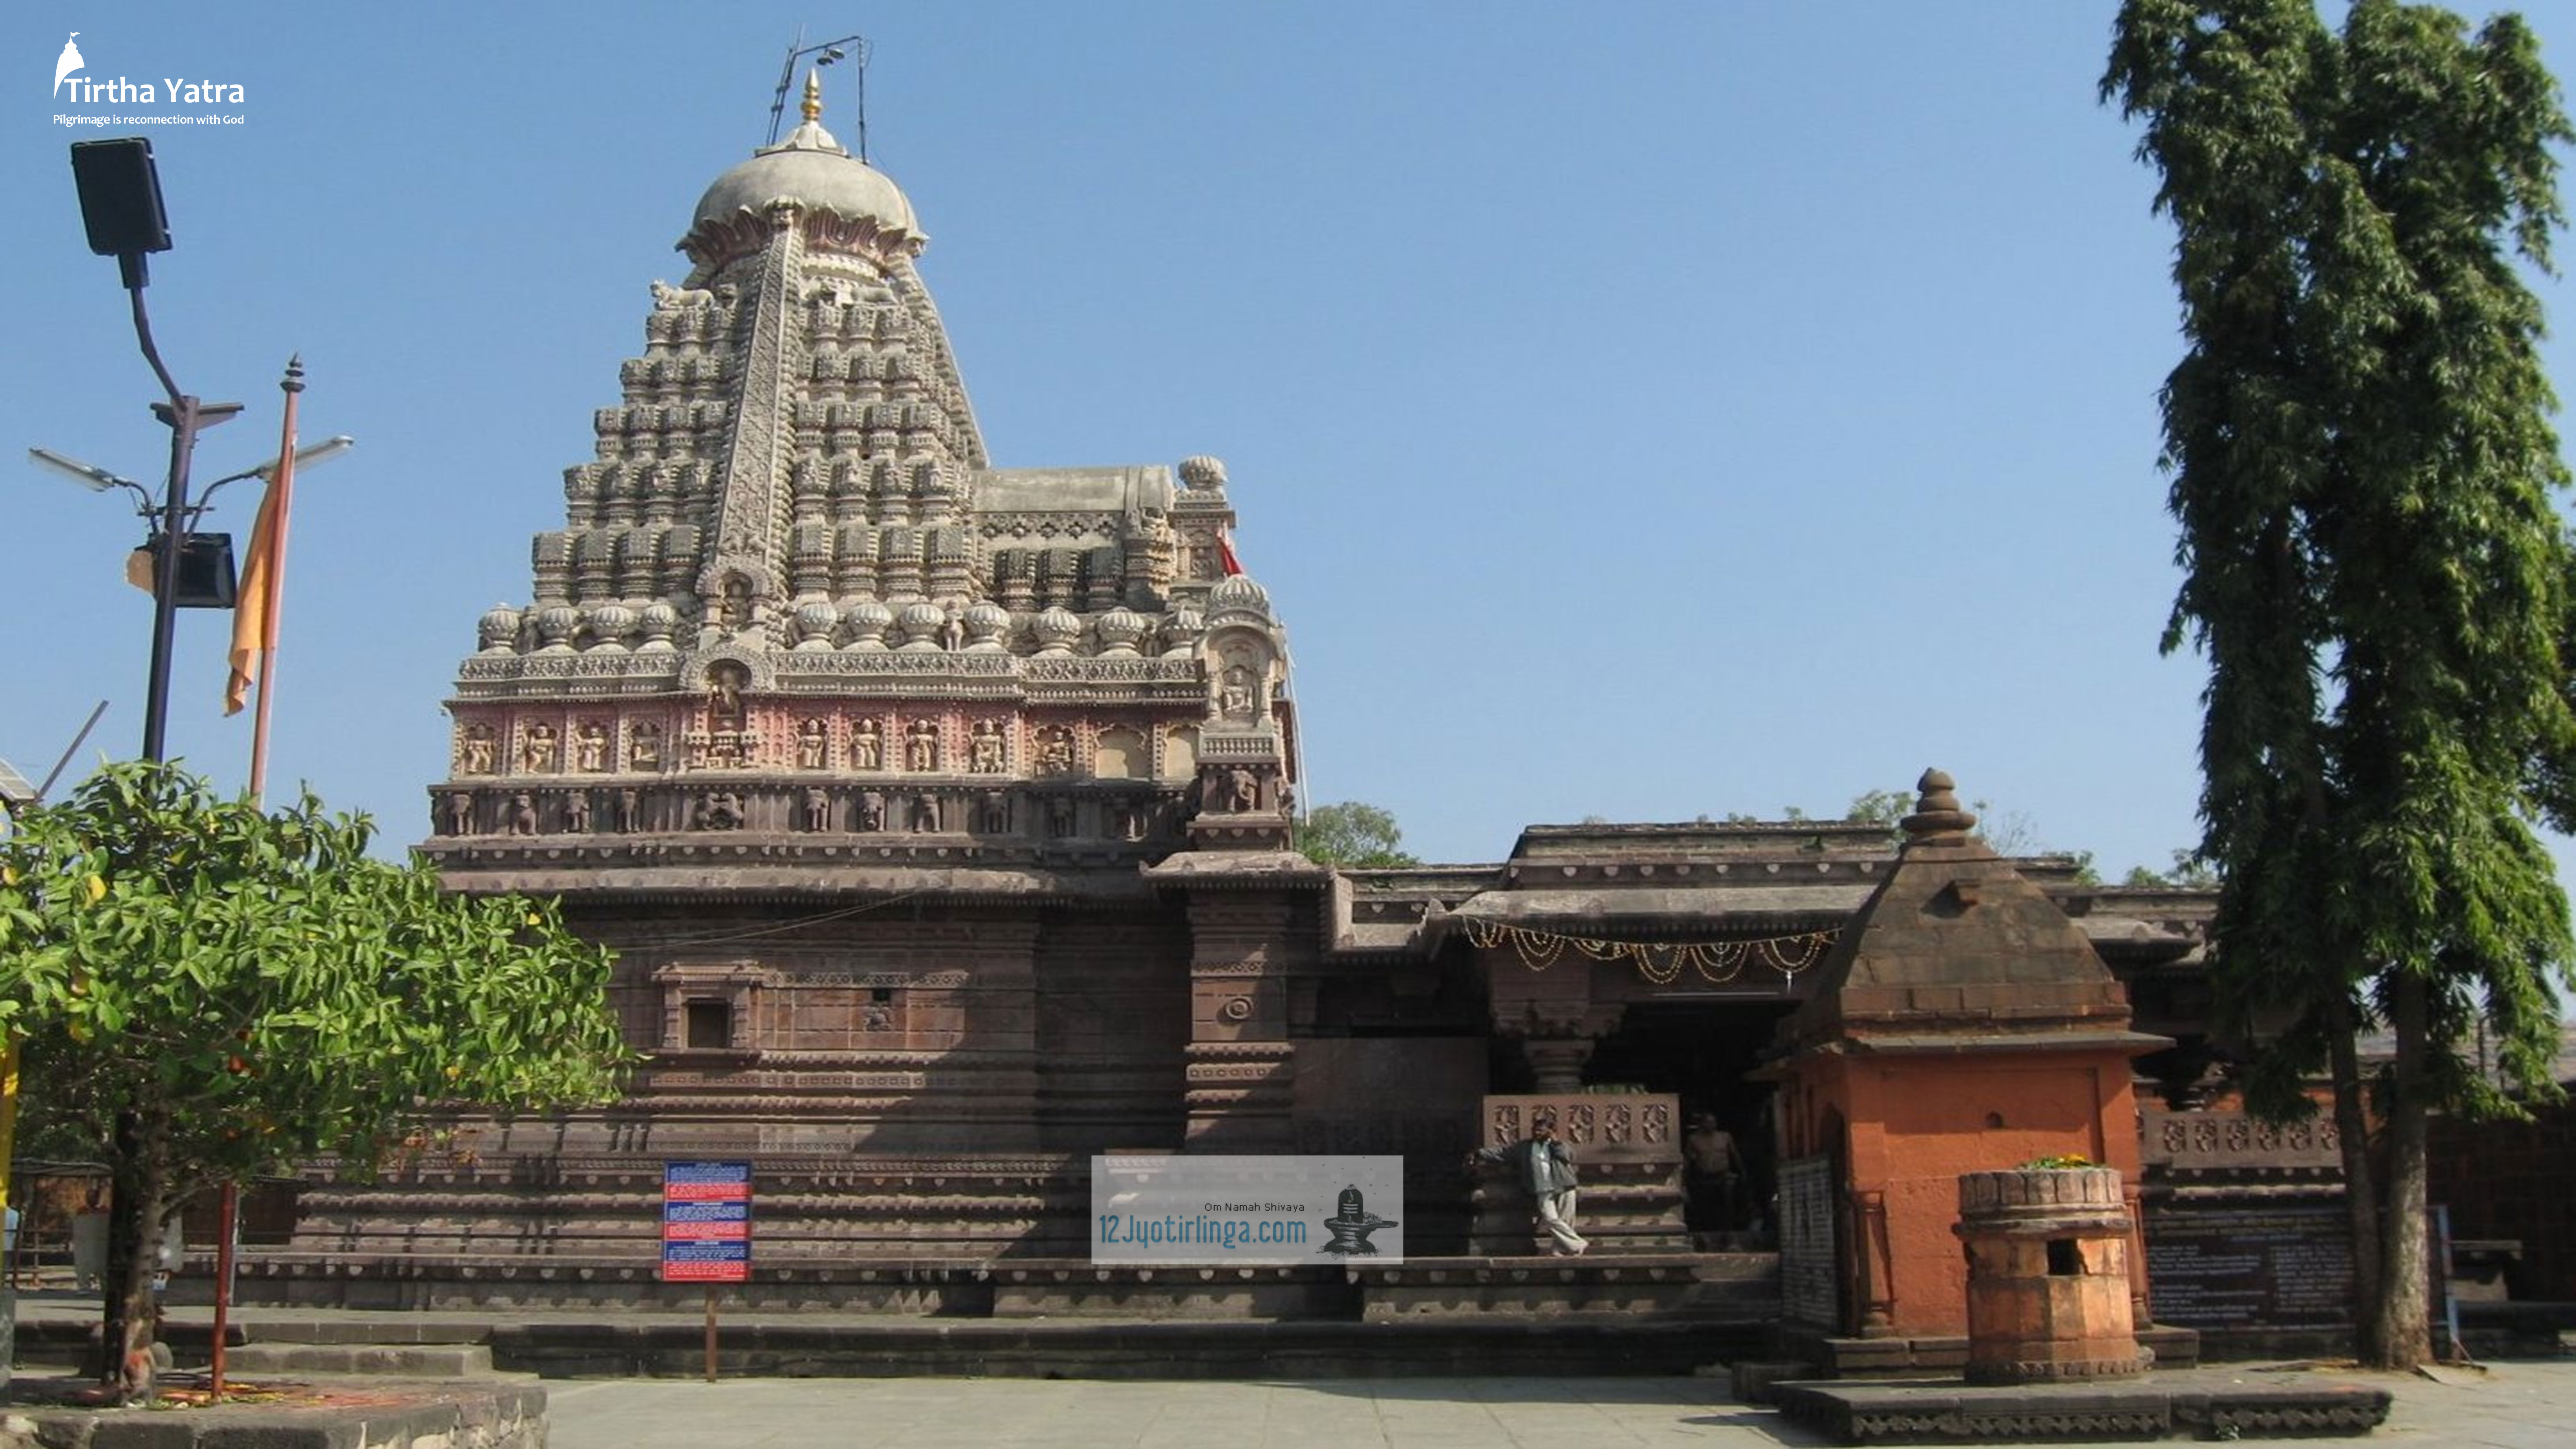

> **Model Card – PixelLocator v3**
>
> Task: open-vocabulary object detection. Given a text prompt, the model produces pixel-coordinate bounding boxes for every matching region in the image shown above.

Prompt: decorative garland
[1461,917,1839,986]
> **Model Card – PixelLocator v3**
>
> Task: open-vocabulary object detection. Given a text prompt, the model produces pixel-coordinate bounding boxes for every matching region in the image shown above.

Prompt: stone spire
[1770,768,2156,1055]
[425,81,1295,859]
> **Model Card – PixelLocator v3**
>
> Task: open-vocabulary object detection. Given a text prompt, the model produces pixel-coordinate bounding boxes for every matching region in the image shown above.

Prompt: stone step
[213,1342,497,1378]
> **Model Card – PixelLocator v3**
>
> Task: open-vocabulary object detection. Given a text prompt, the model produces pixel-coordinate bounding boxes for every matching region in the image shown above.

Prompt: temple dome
[689,115,921,242]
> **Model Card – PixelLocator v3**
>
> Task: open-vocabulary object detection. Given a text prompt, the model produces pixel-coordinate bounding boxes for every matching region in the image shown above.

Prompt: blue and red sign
[662,1161,751,1283]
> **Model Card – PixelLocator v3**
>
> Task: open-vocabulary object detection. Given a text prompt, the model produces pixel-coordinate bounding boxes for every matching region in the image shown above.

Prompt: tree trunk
[2325,992,2382,1359]
[2371,972,2433,1370]
[95,1109,166,1401]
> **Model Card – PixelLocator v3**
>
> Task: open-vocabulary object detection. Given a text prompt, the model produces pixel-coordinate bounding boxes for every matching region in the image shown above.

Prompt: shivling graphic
[1318,1185,1397,1256]
[54,33,84,97]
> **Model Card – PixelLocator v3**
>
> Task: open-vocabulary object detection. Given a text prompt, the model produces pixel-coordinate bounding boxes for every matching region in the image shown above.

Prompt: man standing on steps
[1468,1114,1588,1256]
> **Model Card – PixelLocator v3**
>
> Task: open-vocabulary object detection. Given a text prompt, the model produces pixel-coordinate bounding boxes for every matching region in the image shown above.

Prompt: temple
[228,76,2375,1371]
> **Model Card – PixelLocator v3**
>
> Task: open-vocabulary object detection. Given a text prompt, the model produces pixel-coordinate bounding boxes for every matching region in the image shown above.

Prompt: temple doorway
[1580,1001,1794,1245]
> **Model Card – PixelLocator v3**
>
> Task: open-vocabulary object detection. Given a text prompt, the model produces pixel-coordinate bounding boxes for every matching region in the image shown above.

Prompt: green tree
[0,762,631,1400]
[2107,0,2576,1369]
[1295,801,1420,867]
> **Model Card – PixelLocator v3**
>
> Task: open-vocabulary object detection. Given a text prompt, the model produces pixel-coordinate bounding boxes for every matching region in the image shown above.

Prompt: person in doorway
[1468,1114,1588,1256]
[1683,1111,1745,1234]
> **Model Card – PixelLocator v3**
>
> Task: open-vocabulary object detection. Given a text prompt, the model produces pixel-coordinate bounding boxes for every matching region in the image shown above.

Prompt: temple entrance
[1580,1001,1794,1245]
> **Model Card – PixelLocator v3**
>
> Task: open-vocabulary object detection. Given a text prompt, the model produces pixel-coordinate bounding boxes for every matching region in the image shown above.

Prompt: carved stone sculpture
[1047,796,1077,839]
[851,719,882,769]
[857,790,884,832]
[969,720,1005,774]
[1219,665,1256,721]
[443,791,474,836]
[462,724,496,775]
[631,722,663,771]
[508,791,539,836]
[1036,725,1075,776]
[906,719,940,772]
[700,791,745,831]
[802,786,831,831]
[908,792,940,832]
[616,788,642,833]
[978,792,1009,834]
[798,718,829,769]
[522,724,560,774]
[575,721,609,772]
[1225,767,1260,814]
[565,791,592,833]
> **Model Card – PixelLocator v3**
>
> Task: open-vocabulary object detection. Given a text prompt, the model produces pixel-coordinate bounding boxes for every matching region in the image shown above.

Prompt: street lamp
[25,436,357,610]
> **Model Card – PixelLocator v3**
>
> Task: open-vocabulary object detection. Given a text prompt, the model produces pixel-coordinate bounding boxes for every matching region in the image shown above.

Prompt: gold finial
[801,69,822,125]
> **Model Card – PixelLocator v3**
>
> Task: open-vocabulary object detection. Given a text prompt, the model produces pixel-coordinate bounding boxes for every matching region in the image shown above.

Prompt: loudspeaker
[70,137,172,256]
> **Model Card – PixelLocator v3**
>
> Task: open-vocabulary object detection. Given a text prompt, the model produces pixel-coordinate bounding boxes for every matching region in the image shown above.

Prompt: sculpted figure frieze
[851,717,883,769]
[461,723,496,775]
[968,720,1005,774]
[631,721,663,771]
[1035,725,1075,776]
[522,723,561,775]
[798,718,830,769]
[906,719,940,772]
[575,720,609,772]
[699,791,745,831]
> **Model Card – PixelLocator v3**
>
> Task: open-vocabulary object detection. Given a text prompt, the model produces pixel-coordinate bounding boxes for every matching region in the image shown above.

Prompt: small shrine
[1758,770,2174,1374]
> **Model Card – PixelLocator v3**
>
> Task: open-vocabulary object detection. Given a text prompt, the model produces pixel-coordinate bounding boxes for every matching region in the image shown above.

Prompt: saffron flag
[1216,527,1243,577]
[222,451,292,716]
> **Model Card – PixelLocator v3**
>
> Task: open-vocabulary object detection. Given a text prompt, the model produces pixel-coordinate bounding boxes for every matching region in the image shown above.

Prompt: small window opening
[2046,1238,2082,1276]
[871,987,896,1005]
[685,1000,732,1050]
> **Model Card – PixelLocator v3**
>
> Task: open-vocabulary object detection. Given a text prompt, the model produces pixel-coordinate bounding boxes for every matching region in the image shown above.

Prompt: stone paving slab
[526,1363,2576,1448]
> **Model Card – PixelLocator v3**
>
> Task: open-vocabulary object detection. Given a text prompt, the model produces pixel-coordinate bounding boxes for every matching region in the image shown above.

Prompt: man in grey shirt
[1470,1115,1588,1256]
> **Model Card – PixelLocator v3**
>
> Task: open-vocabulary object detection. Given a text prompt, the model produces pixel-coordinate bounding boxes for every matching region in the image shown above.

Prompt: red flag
[1216,527,1243,577]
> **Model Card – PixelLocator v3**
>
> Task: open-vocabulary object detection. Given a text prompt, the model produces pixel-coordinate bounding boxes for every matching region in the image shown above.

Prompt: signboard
[2146,1201,2353,1329]
[662,1161,750,1284]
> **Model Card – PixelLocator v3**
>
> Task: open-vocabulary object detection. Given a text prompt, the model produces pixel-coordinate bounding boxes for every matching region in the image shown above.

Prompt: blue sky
[8,2,2576,880]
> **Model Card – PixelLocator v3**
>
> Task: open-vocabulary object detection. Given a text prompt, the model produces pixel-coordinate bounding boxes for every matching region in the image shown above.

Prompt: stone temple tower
[405,75,1304,1226]
[426,78,1294,860]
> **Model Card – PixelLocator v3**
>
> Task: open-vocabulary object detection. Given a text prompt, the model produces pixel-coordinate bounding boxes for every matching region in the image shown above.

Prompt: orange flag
[222,470,284,715]
[223,395,298,718]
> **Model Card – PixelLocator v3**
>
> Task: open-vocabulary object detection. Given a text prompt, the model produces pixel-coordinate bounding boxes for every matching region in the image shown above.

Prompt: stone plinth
[1954,1166,2148,1384]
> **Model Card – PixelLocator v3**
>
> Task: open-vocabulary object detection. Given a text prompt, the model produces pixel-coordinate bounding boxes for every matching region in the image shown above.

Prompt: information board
[2146,1201,2353,1329]
[662,1161,751,1284]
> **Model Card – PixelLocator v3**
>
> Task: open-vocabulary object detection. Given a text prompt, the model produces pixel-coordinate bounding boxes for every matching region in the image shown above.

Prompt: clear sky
[8,2,2576,880]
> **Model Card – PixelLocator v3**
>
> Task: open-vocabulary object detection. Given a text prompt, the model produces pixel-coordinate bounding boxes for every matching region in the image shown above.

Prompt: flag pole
[243,356,302,801]
[213,356,300,1398]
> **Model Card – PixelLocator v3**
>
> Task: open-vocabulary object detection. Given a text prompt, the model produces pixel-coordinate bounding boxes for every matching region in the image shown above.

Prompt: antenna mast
[766,29,872,154]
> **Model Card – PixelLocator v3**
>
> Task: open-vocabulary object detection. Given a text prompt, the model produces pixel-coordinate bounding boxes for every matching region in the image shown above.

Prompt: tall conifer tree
[2107,0,2576,1368]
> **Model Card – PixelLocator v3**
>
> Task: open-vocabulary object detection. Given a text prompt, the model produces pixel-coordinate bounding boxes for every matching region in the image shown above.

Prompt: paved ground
[539,1361,2576,1447]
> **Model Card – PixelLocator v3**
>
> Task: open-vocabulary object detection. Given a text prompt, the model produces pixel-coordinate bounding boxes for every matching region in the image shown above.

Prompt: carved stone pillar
[1176,888,1312,1151]
[1491,1004,1625,1093]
